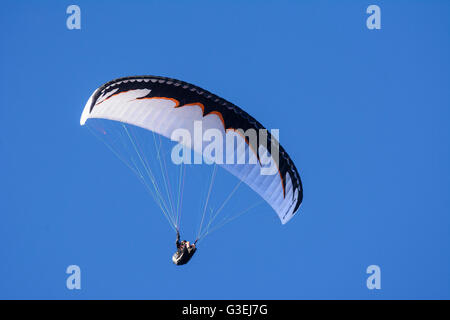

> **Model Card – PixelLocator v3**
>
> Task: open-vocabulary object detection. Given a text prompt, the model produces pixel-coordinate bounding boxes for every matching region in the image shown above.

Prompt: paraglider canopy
[81,75,303,240]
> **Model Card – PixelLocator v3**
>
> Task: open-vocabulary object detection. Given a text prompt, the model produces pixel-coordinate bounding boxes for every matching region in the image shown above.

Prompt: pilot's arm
[176,231,181,249]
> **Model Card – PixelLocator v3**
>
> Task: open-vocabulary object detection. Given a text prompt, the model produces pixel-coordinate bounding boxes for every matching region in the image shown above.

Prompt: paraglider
[80,75,303,264]
[172,231,197,266]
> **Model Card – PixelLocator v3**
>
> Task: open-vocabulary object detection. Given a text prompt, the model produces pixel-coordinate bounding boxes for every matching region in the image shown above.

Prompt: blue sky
[1,0,449,299]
